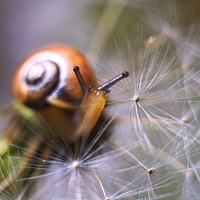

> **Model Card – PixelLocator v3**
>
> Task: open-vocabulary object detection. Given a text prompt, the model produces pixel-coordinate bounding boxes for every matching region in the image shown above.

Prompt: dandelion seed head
[148,36,156,44]
[72,160,80,169]
[133,95,139,102]
[148,168,153,174]
[162,24,180,39]
[181,117,188,123]
[181,64,190,73]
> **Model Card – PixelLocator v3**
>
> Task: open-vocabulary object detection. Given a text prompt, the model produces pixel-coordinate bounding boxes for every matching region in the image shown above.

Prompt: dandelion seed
[148,168,153,174]
[72,160,80,169]
[1,1,200,199]
[133,95,139,102]
[181,117,188,123]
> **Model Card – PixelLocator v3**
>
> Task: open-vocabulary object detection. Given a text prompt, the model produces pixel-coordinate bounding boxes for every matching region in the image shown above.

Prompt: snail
[11,44,129,142]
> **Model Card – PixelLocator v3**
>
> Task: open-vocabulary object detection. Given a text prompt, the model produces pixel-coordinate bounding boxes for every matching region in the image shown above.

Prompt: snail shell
[12,44,97,109]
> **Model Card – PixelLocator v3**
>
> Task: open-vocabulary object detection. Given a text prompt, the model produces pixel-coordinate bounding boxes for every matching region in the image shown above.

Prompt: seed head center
[72,160,79,169]
[133,95,139,102]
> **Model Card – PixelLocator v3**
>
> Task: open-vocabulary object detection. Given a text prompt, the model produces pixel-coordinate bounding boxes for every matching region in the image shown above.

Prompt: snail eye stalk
[97,71,129,92]
[73,66,129,93]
